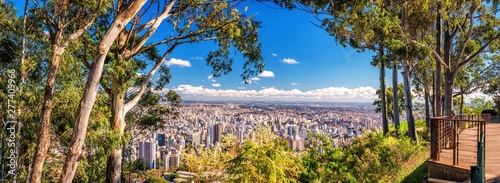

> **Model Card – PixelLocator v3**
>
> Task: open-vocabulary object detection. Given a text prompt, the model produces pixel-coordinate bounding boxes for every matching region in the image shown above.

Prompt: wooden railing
[430,114,491,166]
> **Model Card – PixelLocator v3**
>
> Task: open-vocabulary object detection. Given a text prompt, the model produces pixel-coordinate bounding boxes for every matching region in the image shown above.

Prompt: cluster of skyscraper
[132,102,381,170]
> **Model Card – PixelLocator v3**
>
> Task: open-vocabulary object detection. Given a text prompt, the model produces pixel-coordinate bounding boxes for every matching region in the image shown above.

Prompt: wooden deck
[437,123,500,182]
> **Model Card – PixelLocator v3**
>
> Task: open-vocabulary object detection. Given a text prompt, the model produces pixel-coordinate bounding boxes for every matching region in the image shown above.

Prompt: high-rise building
[163,152,170,170]
[169,150,180,169]
[214,123,223,144]
[157,134,166,147]
[187,132,201,147]
[205,131,211,148]
[137,141,156,169]
[237,128,244,142]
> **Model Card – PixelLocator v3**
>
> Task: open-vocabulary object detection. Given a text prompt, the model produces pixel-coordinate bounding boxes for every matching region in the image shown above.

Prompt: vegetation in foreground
[124,121,429,183]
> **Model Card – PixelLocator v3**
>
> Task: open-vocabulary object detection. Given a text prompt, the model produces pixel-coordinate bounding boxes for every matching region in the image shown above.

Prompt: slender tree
[59,0,148,182]
[97,1,264,181]
[392,60,400,137]
[28,1,110,182]
[405,1,500,115]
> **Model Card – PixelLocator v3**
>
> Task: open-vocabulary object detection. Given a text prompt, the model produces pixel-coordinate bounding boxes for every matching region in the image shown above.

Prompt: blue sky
[12,1,394,102]
[155,2,386,102]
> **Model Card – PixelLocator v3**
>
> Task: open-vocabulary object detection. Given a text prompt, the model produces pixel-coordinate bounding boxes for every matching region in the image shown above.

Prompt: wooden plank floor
[437,123,500,182]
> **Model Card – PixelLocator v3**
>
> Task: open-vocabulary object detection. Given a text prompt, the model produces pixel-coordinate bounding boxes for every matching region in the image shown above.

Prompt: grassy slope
[385,120,430,183]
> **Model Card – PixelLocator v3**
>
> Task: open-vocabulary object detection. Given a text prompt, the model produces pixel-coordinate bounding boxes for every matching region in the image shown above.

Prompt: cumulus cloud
[291,82,300,86]
[169,85,377,102]
[272,53,277,57]
[281,58,299,64]
[212,83,221,87]
[165,58,191,67]
[258,70,275,77]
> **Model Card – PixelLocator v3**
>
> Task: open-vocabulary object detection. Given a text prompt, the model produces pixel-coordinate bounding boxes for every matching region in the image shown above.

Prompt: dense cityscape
[132,101,382,171]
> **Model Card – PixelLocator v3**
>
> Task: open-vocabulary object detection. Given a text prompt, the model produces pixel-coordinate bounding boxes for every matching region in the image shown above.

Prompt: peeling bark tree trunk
[106,81,126,183]
[392,62,400,138]
[443,31,453,116]
[444,70,454,115]
[380,48,389,135]
[30,44,64,183]
[402,63,418,143]
[58,1,147,182]
[434,4,443,117]
[105,46,171,182]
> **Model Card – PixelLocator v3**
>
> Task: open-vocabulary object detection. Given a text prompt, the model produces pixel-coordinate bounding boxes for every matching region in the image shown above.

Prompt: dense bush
[299,131,424,183]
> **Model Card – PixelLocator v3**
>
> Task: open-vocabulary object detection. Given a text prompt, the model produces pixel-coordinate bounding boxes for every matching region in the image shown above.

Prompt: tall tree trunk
[444,70,454,115]
[106,80,126,183]
[392,62,400,138]
[401,7,417,143]
[105,46,171,181]
[443,31,453,115]
[425,87,431,127]
[403,63,418,143]
[434,3,443,117]
[379,48,389,135]
[21,0,28,83]
[30,45,64,183]
[58,1,147,182]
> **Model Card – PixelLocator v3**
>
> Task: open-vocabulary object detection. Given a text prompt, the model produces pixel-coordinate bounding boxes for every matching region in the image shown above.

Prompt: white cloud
[291,82,300,86]
[206,75,217,82]
[281,58,299,64]
[244,77,260,84]
[165,58,191,67]
[249,77,260,81]
[238,87,246,90]
[212,83,221,87]
[194,56,203,60]
[258,70,275,77]
[272,53,277,57]
[169,85,377,102]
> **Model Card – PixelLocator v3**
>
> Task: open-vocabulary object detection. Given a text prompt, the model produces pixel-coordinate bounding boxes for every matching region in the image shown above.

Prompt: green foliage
[180,128,302,183]
[374,83,406,122]
[145,169,167,183]
[300,131,425,183]
[469,97,494,115]
[226,128,303,183]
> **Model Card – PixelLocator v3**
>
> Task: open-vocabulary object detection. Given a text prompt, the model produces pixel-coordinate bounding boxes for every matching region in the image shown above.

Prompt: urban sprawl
[131,101,383,171]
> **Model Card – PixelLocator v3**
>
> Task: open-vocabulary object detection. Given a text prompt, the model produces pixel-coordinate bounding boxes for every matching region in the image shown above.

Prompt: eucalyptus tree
[0,1,51,181]
[59,0,265,182]
[59,0,148,182]
[26,0,112,182]
[374,83,406,128]
[0,2,21,181]
[285,0,395,135]
[412,56,434,126]
[94,1,264,182]
[299,0,430,139]
[404,0,500,115]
